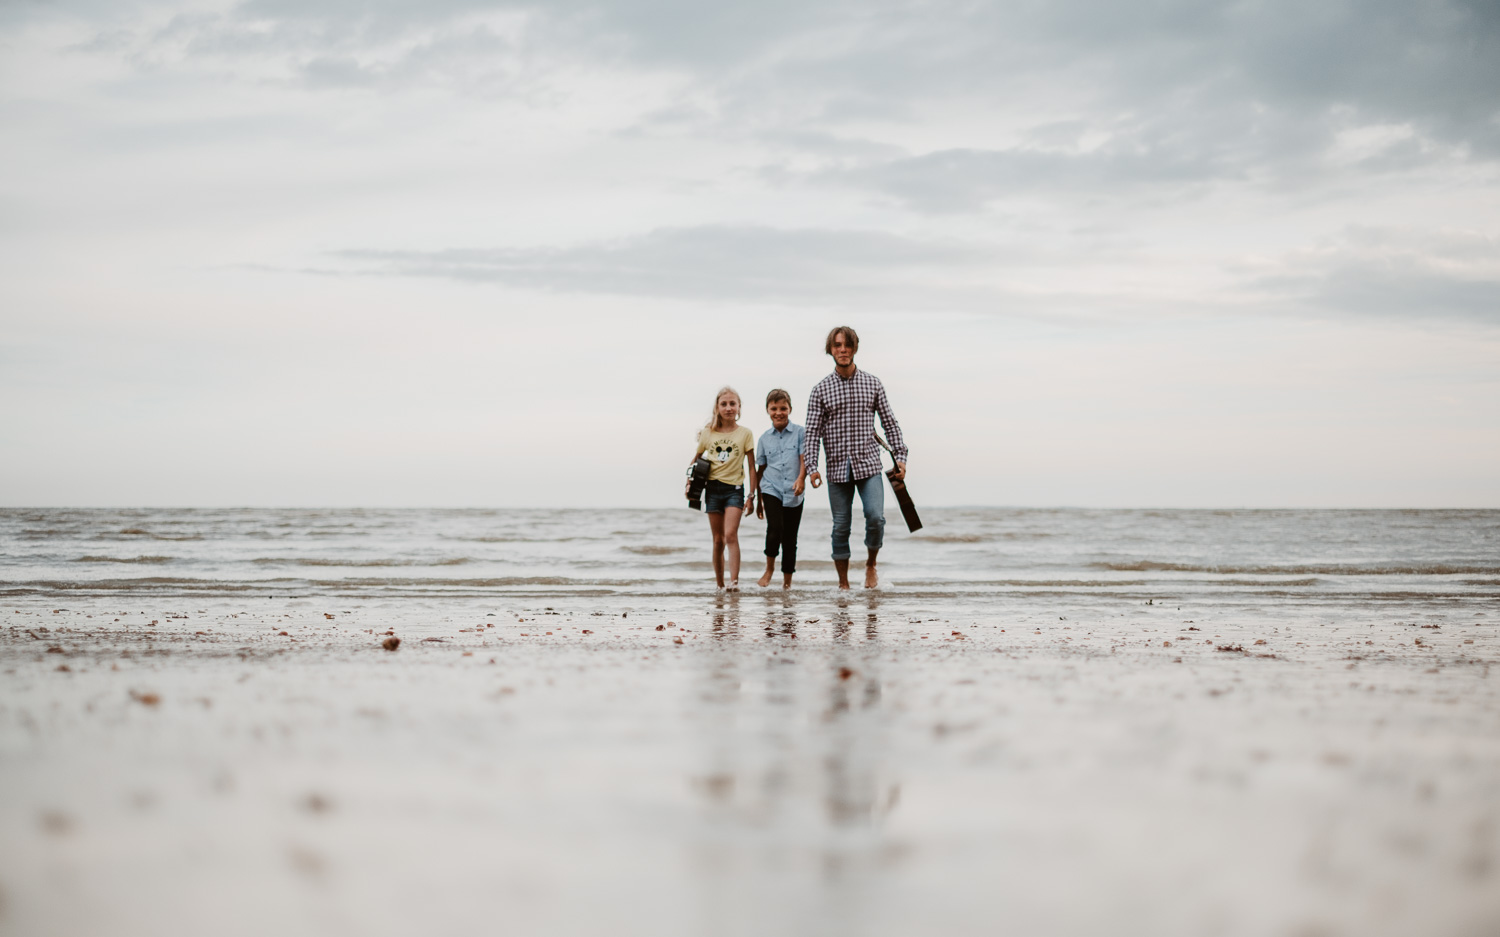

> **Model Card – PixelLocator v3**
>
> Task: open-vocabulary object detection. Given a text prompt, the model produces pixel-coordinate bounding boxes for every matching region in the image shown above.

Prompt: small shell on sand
[382,636,401,651]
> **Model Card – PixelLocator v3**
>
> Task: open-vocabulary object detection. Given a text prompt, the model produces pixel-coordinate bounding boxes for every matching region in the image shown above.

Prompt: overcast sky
[2,0,1497,507]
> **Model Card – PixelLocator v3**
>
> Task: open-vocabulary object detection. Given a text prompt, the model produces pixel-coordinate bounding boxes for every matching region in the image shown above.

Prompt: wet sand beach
[2,509,1497,936]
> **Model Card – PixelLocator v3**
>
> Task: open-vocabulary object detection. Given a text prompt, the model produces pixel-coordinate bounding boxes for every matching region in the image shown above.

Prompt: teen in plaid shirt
[804,325,908,589]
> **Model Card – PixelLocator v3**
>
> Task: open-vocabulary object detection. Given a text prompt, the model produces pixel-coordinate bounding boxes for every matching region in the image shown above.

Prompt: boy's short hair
[825,325,859,355]
[765,388,791,409]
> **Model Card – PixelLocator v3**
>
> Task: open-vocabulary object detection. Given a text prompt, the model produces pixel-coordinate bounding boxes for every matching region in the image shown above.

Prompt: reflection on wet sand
[690,593,901,934]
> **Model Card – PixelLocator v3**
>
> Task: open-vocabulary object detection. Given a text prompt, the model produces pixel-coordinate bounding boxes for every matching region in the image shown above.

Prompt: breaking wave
[1094,561,1500,575]
[250,557,472,567]
[73,555,174,564]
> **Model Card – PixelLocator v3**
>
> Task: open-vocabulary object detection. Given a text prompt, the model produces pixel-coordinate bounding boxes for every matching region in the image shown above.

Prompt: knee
[712,534,726,549]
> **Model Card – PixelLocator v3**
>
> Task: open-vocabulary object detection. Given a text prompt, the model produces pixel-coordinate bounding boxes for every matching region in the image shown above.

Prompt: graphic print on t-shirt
[699,425,752,484]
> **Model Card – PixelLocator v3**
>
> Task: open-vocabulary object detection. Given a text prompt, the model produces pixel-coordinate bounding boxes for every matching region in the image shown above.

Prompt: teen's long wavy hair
[705,386,742,433]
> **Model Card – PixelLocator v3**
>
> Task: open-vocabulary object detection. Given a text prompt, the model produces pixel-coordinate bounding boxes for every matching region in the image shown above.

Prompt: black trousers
[762,494,804,574]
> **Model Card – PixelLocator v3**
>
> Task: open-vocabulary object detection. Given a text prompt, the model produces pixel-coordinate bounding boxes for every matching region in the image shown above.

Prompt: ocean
[5,507,1496,603]
[2,507,1497,937]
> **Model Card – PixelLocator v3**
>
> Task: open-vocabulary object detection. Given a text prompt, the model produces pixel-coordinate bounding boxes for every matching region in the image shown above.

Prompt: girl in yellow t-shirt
[687,386,758,591]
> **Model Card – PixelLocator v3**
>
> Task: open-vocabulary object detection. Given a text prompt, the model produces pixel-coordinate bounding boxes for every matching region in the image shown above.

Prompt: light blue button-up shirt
[756,423,806,508]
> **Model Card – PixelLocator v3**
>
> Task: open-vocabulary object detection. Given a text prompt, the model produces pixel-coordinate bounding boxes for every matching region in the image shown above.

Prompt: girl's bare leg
[722,506,743,588]
[708,512,727,588]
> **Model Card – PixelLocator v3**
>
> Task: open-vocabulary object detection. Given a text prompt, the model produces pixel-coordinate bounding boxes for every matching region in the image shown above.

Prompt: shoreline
[2,591,1496,936]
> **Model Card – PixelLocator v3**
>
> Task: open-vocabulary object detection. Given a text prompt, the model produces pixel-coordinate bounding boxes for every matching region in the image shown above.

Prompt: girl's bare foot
[727,580,740,592]
[864,564,879,588]
[757,559,773,588]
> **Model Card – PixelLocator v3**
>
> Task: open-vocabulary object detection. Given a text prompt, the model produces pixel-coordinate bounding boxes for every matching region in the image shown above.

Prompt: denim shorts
[704,480,745,514]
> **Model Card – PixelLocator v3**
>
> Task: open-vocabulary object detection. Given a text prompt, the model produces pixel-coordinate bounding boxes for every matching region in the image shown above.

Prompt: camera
[685,457,711,510]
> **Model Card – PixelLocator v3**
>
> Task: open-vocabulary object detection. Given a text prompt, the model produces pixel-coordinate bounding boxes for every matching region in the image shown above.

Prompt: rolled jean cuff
[827,474,885,560]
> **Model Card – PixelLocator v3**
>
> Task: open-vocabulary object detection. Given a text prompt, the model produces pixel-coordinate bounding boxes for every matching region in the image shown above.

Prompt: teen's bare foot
[757,561,773,588]
[782,574,793,589]
[727,581,740,592]
[864,564,878,588]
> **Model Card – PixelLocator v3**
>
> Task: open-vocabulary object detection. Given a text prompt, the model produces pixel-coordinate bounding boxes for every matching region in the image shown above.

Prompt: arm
[744,446,757,514]
[755,442,768,518]
[874,381,907,480]
[803,387,825,488]
[793,454,806,497]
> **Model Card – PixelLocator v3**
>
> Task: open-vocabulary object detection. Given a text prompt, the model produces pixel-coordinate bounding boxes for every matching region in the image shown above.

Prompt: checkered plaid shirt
[803,368,908,483]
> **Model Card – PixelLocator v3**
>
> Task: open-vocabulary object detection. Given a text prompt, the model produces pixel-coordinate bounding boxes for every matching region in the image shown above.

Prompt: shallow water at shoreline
[2,510,1497,935]
[4,507,1497,602]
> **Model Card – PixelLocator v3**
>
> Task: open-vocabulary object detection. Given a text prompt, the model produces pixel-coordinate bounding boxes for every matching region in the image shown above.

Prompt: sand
[1,592,1497,936]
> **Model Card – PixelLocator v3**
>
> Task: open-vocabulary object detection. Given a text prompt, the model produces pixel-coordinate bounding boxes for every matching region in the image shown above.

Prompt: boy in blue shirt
[755,389,807,588]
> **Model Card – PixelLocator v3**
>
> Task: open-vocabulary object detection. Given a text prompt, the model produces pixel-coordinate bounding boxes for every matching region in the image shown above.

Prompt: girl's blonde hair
[706,386,742,433]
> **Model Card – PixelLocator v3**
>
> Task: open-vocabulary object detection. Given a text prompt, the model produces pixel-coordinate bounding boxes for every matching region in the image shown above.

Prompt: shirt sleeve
[756,433,768,468]
[802,385,824,474]
[874,379,908,463]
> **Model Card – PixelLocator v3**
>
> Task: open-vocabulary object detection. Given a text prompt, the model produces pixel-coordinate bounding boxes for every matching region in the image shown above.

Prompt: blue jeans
[827,474,884,560]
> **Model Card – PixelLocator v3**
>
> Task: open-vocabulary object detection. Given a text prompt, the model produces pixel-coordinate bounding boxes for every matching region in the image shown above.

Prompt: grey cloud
[330,225,997,308]
[755,130,904,161]
[67,2,1500,117]
[1244,228,1500,323]
[59,0,1499,201]
[773,108,1464,211]
[324,224,1500,326]
[221,0,1497,139]
[233,0,838,67]
[799,140,1235,213]
[292,27,518,90]
[1314,269,1500,322]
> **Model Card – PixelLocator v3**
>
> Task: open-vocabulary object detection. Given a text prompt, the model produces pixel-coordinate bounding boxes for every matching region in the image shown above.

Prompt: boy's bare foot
[757,559,773,588]
[782,573,793,589]
[864,564,878,589]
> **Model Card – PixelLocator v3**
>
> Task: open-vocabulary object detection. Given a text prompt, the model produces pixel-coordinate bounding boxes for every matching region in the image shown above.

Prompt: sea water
[4,507,1495,602]
[1,509,1497,937]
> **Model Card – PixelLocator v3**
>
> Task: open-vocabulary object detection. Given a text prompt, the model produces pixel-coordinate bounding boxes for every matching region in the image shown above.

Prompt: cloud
[329,225,1005,309]
[794,139,1235,213]
[325,224,1500,326]
[49,0,1499,208]
[1242,227,1500,323]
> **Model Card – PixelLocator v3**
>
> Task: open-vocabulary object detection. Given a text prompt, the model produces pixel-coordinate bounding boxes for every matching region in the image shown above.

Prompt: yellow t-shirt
[697,425,754,485]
